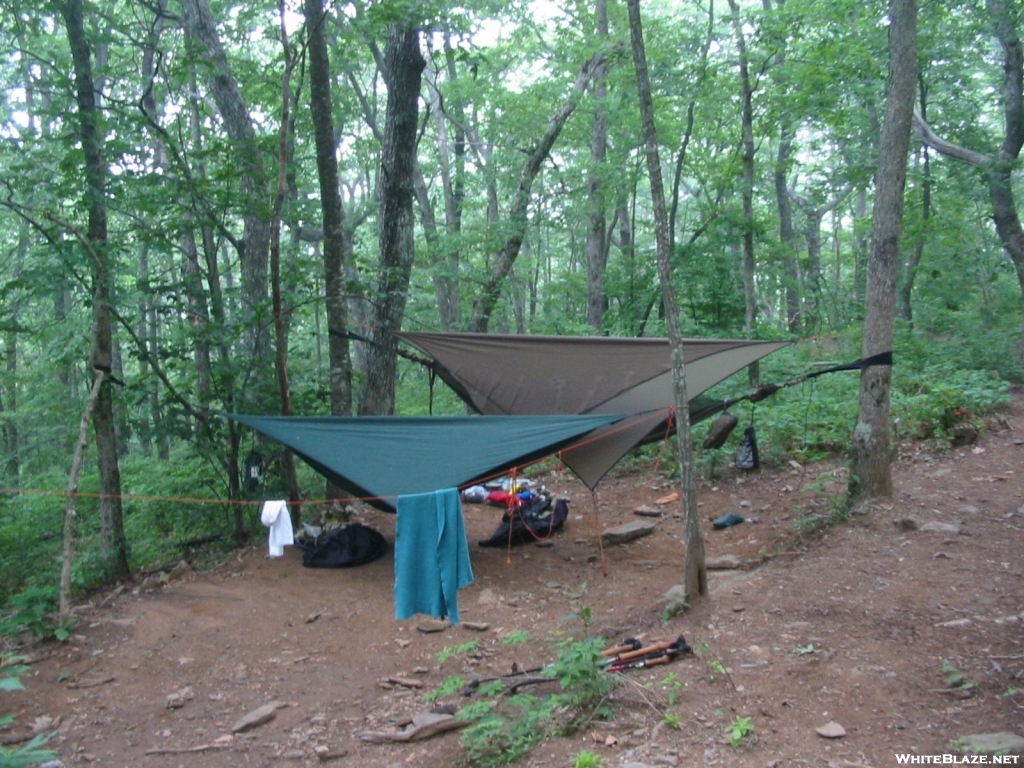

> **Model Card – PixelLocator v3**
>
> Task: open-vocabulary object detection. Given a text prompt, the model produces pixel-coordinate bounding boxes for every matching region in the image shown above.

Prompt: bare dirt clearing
[5,396,1024,768]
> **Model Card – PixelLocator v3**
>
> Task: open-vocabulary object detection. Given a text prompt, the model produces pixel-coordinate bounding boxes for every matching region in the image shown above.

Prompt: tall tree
[850,0,917,501]
[468,53,606,332]
[726,0,760,385]
[586,0,610,331]
[358,26,425,415]
[900,78,930,327]
[913,0,1024,361]
[61,0,129,579]
[180,0,273,408]
[627,0,707,601]
[304,0,353,417]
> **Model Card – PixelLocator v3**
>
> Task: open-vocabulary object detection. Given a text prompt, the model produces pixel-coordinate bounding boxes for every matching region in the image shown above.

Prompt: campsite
[5,0,1024,766]
[2,392,1022,767]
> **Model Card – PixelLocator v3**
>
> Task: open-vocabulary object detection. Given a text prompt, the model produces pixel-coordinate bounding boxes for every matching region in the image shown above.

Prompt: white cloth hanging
[260,500,293,557]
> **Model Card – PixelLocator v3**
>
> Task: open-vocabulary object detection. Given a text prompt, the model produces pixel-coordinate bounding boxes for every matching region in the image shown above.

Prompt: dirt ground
[4,395,1024,768]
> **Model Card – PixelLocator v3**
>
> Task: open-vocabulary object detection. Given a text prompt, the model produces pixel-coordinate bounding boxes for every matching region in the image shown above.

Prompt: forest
[0,0,1021,617]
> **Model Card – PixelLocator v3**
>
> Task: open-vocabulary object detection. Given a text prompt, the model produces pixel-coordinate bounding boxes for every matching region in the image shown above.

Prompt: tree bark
[60,369,106,621]
[62,0,129,580]
[775,127,801,333]
[726,0,759,386]
[900,77,930,327]
[270,3,301,518]
[586,0,610,331]
[850,0,917,501]
[469,53,606,332]
[627,0,707,601]
[305,0,353,417]
[358,26,425,415]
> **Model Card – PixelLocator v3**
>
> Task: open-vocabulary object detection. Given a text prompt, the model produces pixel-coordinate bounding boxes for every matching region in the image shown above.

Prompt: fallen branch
[67,675,115,689]
[144,742,232,755]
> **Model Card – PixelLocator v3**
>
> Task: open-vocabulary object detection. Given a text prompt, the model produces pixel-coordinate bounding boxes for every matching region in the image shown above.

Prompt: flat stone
[164,686,193,709]
[476,589,498,606]
[601,520,656,546]
[894,517,920,531]
[705,555,741,570]
[360,712,468,743]
[461,621,491,632]
[936,618,972,628]
[633,505,663,517]
[416,619,447,633]
[957,732,1024,755]
[958,506,980,515]
[534,540,554,548]
[280,748,305,759]
[231,701,285,733]
[167,561,193,582]
[815,721,846,739]
[920,521,961,534]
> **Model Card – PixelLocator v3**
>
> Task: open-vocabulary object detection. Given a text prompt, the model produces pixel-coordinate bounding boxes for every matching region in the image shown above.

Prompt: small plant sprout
[502,630,531,646]
[725,715,755,748]
[572,750,604,768]
[436,639,480,664]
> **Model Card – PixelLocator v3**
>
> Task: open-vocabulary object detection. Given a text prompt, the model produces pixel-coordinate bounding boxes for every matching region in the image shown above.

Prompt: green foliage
[0,657,56,767]
[502,630,531,646]
[941,659,976,690]
[0,733,57,768]
[694,640,728,684]
[571,750,604,768]
[423,675,466,703]
[892,366,1011,439]
[436,640,480,664]
[725,715,755,748]
[458,635,616,767]
[662,595,689,623]
[0,586,71,642]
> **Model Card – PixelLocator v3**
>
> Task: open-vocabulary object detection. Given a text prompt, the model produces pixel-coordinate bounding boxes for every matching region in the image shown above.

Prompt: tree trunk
[270,4,302,519]
[900,78,929,328]
[60,369,106,621]
[358,26,425,415]
[775,127,801,334]
[180,0,273,409]
[586,0,609,331]
[850,0,917,501]
[62,0,129,580]
[627,0,707,601]
[727,0,759,387]
[305,0,353,417]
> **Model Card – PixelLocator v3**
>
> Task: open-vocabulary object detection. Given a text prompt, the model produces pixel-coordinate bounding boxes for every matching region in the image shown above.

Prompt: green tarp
[226,413,626,511]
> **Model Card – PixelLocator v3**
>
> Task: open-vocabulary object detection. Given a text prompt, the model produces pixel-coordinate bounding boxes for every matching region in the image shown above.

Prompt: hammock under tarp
[396,332,790,487]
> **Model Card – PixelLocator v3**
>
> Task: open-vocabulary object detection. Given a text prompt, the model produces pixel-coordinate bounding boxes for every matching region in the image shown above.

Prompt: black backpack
[478,495,569,547]
[297,523,387,568]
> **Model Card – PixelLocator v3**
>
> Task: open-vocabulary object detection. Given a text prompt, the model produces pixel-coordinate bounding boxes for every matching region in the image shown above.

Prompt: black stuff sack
[735,426,760,470]
[297,523,387,568]
[478,495,568,547]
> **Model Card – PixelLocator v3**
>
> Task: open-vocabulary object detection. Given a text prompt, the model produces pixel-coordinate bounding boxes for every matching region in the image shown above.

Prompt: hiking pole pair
[461,637,643,696]
[605,635,692,673]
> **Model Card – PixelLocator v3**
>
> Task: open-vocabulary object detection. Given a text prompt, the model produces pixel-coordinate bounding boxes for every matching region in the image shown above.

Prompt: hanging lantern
[243,451,264,492]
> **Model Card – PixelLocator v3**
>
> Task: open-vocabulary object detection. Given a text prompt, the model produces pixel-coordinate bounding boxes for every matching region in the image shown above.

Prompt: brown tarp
[396,332,790,488]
